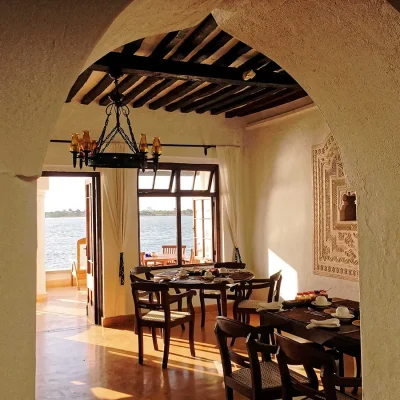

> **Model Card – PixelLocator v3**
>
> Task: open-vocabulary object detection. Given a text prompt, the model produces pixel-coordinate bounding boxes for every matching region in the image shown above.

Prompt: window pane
[194,171,211,190]
[195,200,203,218]
[195,218,203,239]
[138,170,154,189]
[154,170,172,189]
[204,239,213,260]
[196,238,204,257]
[204,218,212,239]
[180,198,194,263]
[180,170,195,190]
[139,197,178,266]
[171,174,176,193]
[210,174,216,193]
[204,199,212,218]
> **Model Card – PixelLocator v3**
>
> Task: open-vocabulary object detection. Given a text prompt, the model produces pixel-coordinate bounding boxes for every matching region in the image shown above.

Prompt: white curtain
[103,143,130,285]
[216,146,242,262]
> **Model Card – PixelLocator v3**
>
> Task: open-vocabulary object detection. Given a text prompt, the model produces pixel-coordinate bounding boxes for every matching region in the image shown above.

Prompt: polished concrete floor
[36,287,359,400]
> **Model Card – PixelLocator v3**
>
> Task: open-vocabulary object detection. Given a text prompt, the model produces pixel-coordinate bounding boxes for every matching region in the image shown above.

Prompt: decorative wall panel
[313,135,359,281]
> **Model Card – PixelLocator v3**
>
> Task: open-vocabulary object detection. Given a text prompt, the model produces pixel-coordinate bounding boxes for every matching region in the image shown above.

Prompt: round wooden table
[153,268,254,317]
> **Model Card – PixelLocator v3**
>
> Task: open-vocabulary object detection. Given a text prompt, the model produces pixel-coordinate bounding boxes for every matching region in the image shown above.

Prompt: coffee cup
[179,269,188,278]
[315,295,329,306]
[204,270,213,279]
[219,267,228,274]
[336,306,351,318]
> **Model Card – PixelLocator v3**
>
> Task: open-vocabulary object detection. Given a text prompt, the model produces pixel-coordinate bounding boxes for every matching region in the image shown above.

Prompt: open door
[193,198,215,262]
[85,177,102,324]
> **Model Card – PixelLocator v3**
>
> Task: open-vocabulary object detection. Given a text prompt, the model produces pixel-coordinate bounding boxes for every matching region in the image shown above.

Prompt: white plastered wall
[242,106,360,301]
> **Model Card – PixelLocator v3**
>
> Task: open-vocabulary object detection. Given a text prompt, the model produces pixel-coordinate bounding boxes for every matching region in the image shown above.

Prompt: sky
[44,176,193,212]
[45,177,87,212]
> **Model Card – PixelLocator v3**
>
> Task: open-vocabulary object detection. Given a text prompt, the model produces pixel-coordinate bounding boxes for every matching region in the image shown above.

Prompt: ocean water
[45,215,194,270]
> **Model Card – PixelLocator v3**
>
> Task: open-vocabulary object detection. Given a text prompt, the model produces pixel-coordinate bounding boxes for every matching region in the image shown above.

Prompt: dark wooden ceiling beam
[238,53,271,72]
[148,81,202,110]
[171,15,217,61]
[81,41,144,105]
[98,74,140,106]
[121,38,144,55]
[66,70,92,103]
[132,79,175,108]
[210,87,278,115]
[128,20,218,107]
[81,74,113,105]
[213,42,251,66]
[181,86,244,113]
[225,89,308,118]
[149,29,190,59]
[165,83,225,112]
[188,31,232,63]
[90,53,299,89]
[121,77,160,104]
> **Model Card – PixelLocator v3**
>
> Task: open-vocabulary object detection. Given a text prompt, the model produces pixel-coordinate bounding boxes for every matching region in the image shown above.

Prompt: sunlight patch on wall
[268,249,298,299]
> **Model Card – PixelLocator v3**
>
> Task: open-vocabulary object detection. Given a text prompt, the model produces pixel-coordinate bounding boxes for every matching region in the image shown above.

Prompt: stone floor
[36,287,360,400]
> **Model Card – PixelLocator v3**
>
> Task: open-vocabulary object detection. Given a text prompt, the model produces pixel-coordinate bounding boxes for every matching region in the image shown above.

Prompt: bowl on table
[311,295,332,308]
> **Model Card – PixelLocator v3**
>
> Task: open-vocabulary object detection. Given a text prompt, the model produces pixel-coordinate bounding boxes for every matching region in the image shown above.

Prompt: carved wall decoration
[313,135,359,281]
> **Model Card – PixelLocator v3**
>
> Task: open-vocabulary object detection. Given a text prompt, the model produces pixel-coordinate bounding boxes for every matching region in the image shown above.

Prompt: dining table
[259,298,361,357]
[143,254,179,266]
[153,268,254,317]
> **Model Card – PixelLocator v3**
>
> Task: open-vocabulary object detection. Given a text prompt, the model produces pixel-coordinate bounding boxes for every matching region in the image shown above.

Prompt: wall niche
[312,135,359,281]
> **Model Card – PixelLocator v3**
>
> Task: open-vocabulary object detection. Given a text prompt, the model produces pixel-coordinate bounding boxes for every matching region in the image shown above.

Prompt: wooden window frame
[137,163,220,265]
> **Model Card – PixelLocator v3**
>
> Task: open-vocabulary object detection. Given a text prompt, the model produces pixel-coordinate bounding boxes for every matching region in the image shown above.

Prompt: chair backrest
[214,261,246,270]
[215,317,277,395]
[240,270,282,302]
[162,245,177,254]
[275,334,337,400]
[130,266,153,281]
[131,281,171,318]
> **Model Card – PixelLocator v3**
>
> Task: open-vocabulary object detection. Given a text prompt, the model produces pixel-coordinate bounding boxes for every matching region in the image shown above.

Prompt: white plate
[311,301,332,308]
[330,312,354,320]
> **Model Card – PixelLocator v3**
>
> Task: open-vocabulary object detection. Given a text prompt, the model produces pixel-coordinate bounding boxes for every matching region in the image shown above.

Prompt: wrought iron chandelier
[69,70,161,171]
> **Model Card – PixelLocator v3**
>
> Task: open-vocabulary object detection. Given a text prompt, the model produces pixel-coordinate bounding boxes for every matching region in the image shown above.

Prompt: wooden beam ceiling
[65,14,310,118]
[89,53,299,89]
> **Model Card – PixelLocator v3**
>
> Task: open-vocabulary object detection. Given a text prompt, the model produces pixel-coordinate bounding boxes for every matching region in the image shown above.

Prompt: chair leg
[217,298,222,316]
[338,352,345,393]
[200,291,206,328]
[162,327,171,369]
[225,386,233,400]
[151,327,158,351]
[137,325,144,365]
[189,319,196,357]
[352,355,361,394]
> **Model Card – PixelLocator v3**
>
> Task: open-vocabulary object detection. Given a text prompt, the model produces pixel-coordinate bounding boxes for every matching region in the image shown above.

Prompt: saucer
[311,301,332,308]
[330,312,354,320]
[352,320,361,327]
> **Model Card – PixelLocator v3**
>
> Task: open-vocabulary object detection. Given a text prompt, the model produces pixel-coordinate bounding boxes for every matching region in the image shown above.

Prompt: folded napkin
[306,318,340,329]
[256,301,283,312]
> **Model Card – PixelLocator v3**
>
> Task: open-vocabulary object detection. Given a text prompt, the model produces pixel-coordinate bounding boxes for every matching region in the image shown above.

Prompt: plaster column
[36,177,49,301]
[0,174,37,399]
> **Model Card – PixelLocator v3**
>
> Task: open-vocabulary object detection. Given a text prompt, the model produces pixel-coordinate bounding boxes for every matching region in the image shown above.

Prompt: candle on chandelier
[151,137,162,155]
[82,130,91,151]
[139,134,148,153]
[70,133,80,153]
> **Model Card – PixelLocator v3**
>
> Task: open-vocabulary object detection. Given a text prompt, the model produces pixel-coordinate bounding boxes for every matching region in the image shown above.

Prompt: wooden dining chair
[232,270,282,324]
[199,261,246,328]
[162,244,187,264]
[130,267,185,331]
[215,317,309,400]
[275,334,361,400]
[131,281,196,369]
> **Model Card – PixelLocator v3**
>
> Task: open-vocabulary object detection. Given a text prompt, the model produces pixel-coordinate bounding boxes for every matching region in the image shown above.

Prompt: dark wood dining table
[153,268,254,317]
[259,298,361,358]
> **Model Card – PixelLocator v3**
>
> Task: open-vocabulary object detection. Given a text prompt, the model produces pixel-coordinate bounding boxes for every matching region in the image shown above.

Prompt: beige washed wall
[1,1,400,398]
[43,102,243,318]
[242,106,360,301]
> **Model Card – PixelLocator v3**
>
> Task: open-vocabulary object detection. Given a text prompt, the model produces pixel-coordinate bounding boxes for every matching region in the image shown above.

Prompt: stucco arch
[1,1,399,398]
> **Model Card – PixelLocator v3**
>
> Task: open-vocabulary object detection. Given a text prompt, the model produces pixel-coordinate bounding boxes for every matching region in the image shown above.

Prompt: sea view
[45,215,194,270]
